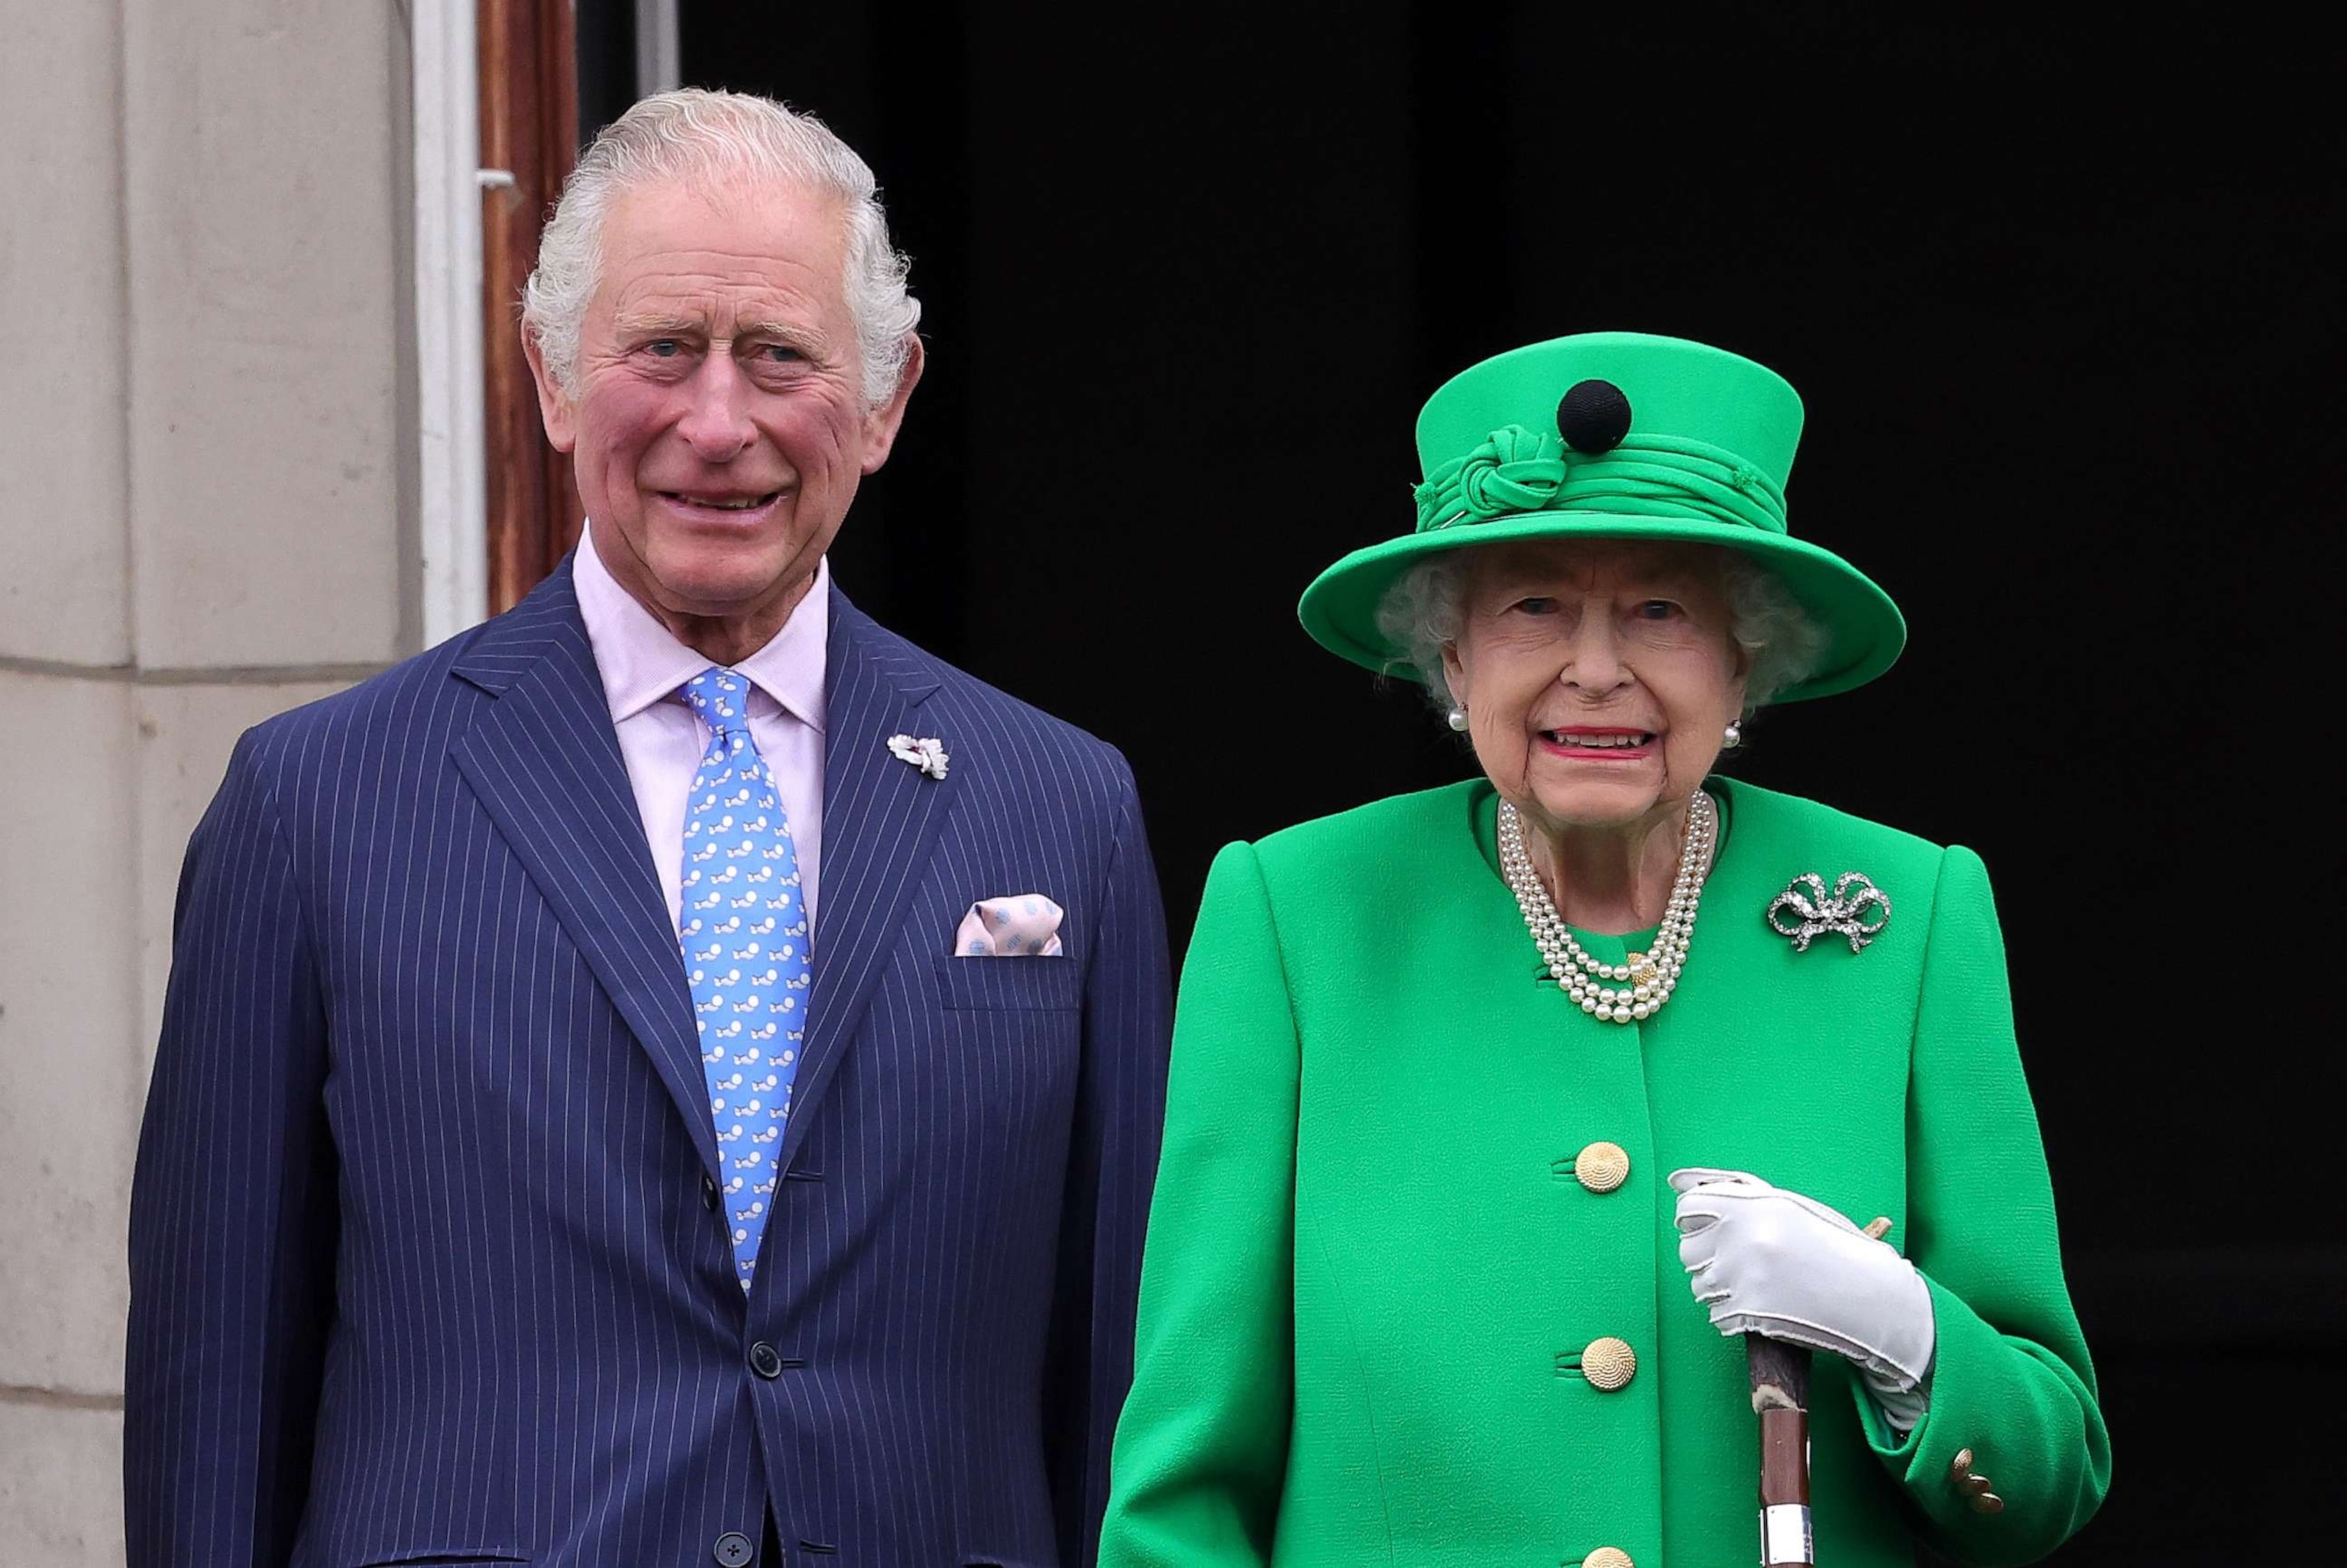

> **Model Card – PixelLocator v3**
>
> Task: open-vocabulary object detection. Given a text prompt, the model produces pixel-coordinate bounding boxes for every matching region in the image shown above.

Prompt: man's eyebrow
[733,320,829,350]
[610,312,704,337]
[605,312,835,354]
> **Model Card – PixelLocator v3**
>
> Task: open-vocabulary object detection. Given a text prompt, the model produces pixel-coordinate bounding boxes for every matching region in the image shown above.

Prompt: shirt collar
[574,521,830,733]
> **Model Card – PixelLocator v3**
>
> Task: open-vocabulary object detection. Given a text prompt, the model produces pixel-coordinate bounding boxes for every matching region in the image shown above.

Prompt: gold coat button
[1575,1141,1630,1193]
[1585,1548,1634,1568]
[1581,1337,1637,1391]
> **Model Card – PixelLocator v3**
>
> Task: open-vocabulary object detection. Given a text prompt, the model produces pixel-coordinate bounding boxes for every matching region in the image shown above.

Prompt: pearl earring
[1722,719,1743,749]
[1447,706,1470,732]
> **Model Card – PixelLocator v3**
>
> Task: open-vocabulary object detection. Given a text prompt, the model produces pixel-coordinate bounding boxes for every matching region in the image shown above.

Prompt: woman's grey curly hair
[1374,545,1829,721]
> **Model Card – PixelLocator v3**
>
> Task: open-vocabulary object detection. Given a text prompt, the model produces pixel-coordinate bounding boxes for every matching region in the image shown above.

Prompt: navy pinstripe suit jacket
[126,562,1174,1568]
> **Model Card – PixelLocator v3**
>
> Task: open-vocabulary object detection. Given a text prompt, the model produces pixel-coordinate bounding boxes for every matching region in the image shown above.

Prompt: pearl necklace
[1498,791,1718,1025]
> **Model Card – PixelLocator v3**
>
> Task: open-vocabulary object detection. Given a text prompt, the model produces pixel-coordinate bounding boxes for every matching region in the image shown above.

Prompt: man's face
[529,176,919,642]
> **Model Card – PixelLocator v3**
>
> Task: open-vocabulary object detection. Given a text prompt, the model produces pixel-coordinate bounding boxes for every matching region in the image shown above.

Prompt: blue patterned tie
[677,668,811,1292]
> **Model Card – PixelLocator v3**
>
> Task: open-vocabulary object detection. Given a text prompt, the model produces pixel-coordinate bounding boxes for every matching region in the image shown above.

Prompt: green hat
[1298,331,1905,703]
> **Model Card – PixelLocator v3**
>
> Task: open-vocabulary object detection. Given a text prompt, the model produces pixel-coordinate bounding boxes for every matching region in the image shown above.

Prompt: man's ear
[857,334,927,474]
[523,326,578,454]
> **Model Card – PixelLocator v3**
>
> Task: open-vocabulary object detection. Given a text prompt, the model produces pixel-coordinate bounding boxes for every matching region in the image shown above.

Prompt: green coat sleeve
[1099,842,1297,1566]
[1853,845,2112,1564]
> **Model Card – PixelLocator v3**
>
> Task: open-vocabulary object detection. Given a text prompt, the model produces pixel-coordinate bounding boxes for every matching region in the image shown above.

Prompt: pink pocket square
[955,895,1065,957]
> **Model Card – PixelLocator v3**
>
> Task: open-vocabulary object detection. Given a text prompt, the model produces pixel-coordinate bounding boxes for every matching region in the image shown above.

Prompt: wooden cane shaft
[1759,1405,1809,1505]
[1748,1337,1814,1566]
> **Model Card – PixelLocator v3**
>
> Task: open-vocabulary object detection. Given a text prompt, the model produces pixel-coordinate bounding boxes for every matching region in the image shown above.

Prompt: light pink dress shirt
[572,522,827,937]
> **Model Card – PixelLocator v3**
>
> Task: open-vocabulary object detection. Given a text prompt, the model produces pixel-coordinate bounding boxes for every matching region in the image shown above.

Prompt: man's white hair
[522,88,921,409]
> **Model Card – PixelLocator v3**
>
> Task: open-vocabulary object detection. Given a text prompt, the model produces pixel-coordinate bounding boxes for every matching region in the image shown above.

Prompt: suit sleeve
[125,731,338,1567]
[1044,757,1176,1566]
[1097,841,1297,1568]
[1851,844,2111,1564]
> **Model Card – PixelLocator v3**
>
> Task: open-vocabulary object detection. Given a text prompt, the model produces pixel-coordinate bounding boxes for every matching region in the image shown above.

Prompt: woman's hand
[1669,1167,1936,1430]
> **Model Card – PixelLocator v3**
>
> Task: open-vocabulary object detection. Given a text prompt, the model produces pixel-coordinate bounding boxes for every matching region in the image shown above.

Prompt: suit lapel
[772,588,954,1179]
[448,563,719,1179]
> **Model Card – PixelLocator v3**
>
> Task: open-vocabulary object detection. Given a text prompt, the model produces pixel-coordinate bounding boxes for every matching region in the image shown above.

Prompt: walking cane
[1745,1214,1892,1568]
[1747,1335,1812,1568]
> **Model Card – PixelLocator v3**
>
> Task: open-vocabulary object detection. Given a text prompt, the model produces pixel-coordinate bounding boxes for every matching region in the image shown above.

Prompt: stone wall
[0,1,416,1557]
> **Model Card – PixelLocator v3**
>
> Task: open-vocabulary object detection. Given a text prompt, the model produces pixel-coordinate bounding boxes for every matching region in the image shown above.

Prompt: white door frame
[410,0,490,646]
[636,0,682,98]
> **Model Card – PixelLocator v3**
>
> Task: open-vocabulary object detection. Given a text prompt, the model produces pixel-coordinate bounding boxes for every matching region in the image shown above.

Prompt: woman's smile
[1538,725,1659,760]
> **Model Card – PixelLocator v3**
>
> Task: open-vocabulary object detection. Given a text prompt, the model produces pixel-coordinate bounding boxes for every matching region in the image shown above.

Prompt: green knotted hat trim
[1413,426,1789,537]
[1299,332,1906,704]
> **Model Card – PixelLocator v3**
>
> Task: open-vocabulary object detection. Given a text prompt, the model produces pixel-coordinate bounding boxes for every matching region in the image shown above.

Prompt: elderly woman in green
[1099,333,2108,1567]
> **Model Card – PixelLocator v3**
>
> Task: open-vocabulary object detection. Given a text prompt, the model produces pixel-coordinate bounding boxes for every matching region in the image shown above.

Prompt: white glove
[1669,1167,1936,1431]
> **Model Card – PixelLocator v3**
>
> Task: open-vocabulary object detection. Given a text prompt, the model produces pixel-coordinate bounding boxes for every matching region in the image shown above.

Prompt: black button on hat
[1556,378,1633,454]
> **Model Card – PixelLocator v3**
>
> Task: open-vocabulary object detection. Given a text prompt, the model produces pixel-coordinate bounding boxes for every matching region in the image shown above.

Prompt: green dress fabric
[1099,777,2109,1567]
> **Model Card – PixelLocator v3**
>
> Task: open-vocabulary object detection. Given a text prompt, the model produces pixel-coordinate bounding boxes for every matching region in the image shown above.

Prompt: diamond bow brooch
[886,733,950,781]
[1766,871,1892,954]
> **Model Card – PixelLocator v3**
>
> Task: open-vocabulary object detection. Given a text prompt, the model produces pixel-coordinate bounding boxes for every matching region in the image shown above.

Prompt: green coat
[1100,778,2109,1567]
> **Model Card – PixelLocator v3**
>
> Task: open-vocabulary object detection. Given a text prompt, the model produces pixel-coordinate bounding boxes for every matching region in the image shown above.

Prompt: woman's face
[1443,539,1748,838]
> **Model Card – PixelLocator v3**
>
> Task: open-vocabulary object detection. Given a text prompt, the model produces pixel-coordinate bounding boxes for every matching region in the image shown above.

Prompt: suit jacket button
[701,1175,720,1211]
[1575,1141,1630,1193]
[749,1341,785,1379]
[713,1531,755,1566]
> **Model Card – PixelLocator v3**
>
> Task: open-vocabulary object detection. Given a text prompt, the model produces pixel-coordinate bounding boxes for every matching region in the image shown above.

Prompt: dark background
[581,7,2344,1560]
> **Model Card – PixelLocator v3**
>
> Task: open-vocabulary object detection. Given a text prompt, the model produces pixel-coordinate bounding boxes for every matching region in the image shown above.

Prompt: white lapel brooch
[886,733,950,781]
[1766,871,1892,953]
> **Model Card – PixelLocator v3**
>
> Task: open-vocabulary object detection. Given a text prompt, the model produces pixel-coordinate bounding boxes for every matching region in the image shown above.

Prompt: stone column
[0,1,416,1557]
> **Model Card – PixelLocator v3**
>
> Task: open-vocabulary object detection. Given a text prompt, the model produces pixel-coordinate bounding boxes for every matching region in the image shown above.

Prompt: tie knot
[681,667,754,736]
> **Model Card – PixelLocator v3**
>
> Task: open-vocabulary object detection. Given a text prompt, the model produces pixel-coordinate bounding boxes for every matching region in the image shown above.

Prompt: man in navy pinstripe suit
[127,89,1173,1568]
